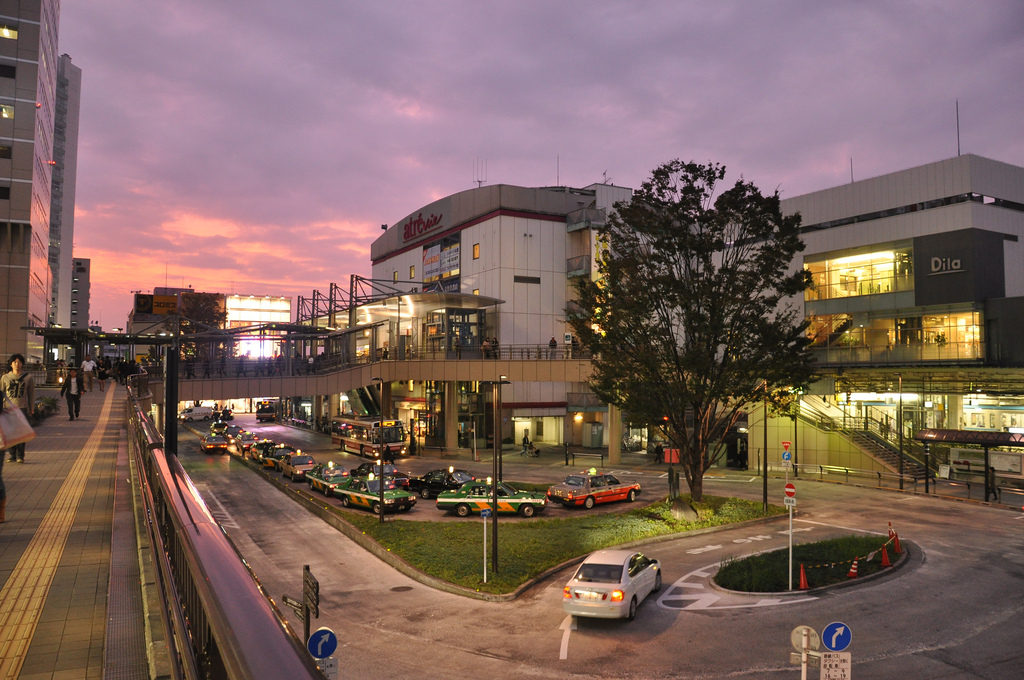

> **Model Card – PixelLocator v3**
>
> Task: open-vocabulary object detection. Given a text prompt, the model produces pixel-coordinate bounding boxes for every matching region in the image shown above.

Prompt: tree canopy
[567,160,816,501]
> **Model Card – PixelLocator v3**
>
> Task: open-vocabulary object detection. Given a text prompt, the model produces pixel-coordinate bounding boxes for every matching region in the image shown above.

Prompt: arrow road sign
[307,627,338,659]
[822,621,852,652]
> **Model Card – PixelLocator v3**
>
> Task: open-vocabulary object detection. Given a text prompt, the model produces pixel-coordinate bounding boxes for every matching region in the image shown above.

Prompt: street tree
[178,292,229,361]
[568,160,816,501]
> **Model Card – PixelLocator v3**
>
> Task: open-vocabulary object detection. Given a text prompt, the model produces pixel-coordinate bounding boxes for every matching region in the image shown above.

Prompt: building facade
[0,1,60,361]
[68,256,89,329]
[48,52,80,336]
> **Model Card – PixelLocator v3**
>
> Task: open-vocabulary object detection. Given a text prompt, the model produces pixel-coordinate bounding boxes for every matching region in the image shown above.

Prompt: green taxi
[261,444,300,471]
[306,462,350,496]
[334,477,417,514]
[210,420,228,435]
[436,481,547,518]
[251,439,277,462]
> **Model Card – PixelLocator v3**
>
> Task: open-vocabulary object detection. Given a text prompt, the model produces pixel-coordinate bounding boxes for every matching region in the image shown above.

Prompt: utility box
[582,423,604,448]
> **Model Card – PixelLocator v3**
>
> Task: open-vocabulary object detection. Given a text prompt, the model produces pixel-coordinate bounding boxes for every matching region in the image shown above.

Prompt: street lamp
[896,373,904,491]
[489,375,509,572]
[371,377,384,523]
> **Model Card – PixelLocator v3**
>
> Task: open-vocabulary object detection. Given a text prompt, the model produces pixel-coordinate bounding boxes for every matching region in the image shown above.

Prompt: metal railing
[125,377,323,680]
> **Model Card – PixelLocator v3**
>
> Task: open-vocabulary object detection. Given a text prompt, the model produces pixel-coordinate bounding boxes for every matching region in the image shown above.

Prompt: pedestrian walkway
[0,385,143,680]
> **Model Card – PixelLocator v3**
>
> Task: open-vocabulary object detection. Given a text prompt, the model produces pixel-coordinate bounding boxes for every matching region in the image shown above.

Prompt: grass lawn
[714,534,898,592]
[345,493,784,593]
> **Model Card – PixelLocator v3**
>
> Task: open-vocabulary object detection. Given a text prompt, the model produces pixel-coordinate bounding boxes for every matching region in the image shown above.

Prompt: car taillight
[563,586,572,599]
[611,590,624,602]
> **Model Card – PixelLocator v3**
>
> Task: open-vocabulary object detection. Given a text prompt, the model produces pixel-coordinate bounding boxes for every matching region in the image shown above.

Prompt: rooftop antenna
[602,170,611,185]
[956,99,961,156]
[850,158,854,184]
[557,155,559,186]
[473,158,487,188]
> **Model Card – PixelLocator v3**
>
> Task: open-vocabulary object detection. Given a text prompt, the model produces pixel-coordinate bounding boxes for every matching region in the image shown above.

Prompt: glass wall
[808,310,983,364]
[806,246,913,301]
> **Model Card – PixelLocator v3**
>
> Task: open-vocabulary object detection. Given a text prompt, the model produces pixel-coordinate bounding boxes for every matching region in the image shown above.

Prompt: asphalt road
[178,417,1024,679]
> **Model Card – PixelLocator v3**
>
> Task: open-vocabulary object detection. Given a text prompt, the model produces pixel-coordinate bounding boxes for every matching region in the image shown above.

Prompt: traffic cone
[888,522,895,539]
[880,546,891,567]
[847,558,859,579]
[893,533,902,554]
[799,564,809,590]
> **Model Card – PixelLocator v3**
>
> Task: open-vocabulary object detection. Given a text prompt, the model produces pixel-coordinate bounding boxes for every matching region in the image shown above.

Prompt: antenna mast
[956,99,961,156]
[473,158,487,188]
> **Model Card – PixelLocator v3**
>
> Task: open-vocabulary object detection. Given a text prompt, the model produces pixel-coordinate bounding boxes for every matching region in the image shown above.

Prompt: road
[179,417,1024,679]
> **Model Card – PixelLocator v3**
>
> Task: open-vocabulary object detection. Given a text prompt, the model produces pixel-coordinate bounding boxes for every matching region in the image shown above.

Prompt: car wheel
[628,489,637,502]
[455,503,471,518]
[654,571,662,592]
[584,496,596,509]
[420,488,431,499]
[186,417,193,422]
[372,502,382,515]
[627,596,637,621]
[340,495,350,507]
[519,504,536,518]
[202,416,209,421]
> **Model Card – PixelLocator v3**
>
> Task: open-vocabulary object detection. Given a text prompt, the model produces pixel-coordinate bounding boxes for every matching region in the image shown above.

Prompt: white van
[178,406,215,422]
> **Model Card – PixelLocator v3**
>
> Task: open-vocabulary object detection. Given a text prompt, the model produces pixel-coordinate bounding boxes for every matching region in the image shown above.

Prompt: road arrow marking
[558,615,575,660]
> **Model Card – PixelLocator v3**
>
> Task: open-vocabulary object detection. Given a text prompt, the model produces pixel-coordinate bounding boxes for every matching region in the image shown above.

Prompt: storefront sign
[402,211,444,241]
[929,257,963,275]
[134,294,178,316]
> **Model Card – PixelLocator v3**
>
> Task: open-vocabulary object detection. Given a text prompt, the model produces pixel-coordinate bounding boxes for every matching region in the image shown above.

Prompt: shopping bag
[0,394,36,449]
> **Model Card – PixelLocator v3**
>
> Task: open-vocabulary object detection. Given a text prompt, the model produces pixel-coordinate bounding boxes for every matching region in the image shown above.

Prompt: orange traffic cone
[847,558,859,579]
[888,522,895,539]
[894,533,902,554]
[799,564,809,590]
[880,546,891,567]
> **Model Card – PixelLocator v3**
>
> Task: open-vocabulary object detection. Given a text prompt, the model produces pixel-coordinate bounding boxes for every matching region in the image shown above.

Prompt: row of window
[391,242,481,283]
[805,246,914,301]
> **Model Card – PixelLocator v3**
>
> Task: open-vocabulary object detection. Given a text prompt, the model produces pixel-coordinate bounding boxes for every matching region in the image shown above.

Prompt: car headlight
[385,498,395,504]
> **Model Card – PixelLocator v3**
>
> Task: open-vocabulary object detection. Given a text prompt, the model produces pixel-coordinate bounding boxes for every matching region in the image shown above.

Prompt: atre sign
[930,257,963,275]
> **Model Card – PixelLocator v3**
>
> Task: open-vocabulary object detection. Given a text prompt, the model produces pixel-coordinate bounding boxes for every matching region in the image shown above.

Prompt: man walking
[60,367,84,420]
[80,354,97,391]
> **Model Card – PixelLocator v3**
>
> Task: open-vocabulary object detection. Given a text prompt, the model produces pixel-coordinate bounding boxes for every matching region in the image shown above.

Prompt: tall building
[0,1,61,361]
[69,256,89,329]
[48,53,81,333]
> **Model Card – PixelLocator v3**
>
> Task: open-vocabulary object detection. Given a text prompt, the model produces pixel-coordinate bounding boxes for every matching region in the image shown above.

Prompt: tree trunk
[689,469,704,503]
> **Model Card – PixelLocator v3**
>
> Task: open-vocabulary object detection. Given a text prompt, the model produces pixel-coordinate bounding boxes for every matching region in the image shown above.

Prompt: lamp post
[372,377,384,523]
[896,373,904,491]
[763,379,769,513]
[489,375,508,572]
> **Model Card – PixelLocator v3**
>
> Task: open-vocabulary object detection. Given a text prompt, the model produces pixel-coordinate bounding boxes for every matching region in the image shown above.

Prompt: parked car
[200,434,230,454]
[333,478,417,514]
[178,406,214,422]
[281,454,316,481]
[546,472,641,509]
[562,550,661,620]
[262,444,300,471]
[306,463,350,496]
[436,481,547,518]
[408,467,475,499]
[351,461,411,489]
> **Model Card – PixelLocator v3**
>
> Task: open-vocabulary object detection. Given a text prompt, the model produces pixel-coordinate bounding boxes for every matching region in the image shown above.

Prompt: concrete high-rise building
[0,1,61,362]
[48,53,81,333]
[69,257,89,329]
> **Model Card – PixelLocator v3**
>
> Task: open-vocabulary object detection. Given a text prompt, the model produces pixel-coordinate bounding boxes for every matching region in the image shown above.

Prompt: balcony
[566,255,590,278]
[566,207,607,233]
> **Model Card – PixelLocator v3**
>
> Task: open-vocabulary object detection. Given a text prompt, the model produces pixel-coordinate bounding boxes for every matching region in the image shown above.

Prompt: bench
[570,451,605,468]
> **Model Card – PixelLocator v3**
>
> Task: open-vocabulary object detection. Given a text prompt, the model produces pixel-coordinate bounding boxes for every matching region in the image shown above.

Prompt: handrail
[125,381,322,679]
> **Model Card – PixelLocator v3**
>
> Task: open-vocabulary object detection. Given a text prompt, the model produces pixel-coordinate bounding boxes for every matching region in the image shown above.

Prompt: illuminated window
[0,145,10,159]
[805,245,914,301]
[473,243,480,259]
[0,26,17,40]
[409,265,415,279]
[473,289,479,295]
[393,271,398,282]
[0,105,12,119]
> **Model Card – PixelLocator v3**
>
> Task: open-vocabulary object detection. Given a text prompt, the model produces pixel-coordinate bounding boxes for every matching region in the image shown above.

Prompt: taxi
[306,462,350,496]
[546,470,641,509]
[234,432,259,454]
[251,439,277,462]
[281,453,316,481]
[261,444,300,471]
[200,434,230,454]
[209,420,228,435]
[351,461,411,490]
[333,477,417,514]
[436,480,547,518]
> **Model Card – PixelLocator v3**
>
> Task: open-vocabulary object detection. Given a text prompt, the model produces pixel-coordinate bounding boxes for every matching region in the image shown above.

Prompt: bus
[331,416,407,459]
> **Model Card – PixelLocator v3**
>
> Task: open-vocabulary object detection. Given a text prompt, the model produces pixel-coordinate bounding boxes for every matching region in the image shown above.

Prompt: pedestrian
[654,442,664,464]
[97,359,109,392]
[60,367,84,420]
[236,355,246,377]
[490,337,499,359]
[521,433,531,456]
[482,337,491,359]
[549,336,557,358]
[2,353,35,464]
[80,354,97,391]
[452,335,461,359]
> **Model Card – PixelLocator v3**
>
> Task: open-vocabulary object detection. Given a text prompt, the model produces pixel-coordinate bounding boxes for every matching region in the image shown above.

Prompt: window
[0,25,17,40]
[71,310,77,315]
[0,145,10,159]
[0,65,14,79]
[473,243,480,259]
[0,186,8,200]
[805,245,914,301]
[472,289,479,295]
[409,265,415,279]
[0,105,12,120]
[392,271,398,282]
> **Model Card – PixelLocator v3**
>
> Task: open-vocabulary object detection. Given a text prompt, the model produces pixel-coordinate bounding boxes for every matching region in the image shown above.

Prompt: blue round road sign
[822,621,851,652]
[307,627,338,659]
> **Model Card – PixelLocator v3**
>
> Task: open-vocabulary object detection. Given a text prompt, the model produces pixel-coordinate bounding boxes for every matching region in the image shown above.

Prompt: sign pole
[483,510,488,583]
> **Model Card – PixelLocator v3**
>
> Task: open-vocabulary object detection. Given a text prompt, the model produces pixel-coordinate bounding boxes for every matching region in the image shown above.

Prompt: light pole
[896,373,904,490]
[372,377,384,523]
[489,375,508,572]
[763,378,769,513]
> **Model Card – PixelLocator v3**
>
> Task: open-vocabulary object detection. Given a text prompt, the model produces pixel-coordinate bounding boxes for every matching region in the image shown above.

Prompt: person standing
[97,358,108,392]
[60,367,84,420]
[2,353,35,463]
[548,336,557,359]
[80,354,97,392]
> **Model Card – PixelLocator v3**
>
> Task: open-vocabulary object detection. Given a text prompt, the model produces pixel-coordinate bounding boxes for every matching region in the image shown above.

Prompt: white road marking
[794,518,886,536]
[558,614,575,660]
[202,489,240,529]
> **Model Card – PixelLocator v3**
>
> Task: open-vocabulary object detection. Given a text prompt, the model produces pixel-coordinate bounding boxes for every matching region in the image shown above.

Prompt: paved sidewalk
[0,386,123,680]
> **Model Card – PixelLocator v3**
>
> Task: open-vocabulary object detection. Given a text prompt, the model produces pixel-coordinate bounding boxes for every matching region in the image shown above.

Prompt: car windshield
[365,480,395,493]
[291,456,314,465]
[563,476,586,487]
[324,469,347,481]
[451,471,473,484]
[575,563,623,583]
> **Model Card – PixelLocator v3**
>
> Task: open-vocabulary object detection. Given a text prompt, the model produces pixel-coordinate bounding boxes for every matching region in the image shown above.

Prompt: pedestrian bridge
[149,355,595,404]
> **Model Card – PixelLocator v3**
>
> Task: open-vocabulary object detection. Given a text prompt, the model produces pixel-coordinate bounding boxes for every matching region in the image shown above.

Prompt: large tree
[568,160,816,501]
[178,292,229,361]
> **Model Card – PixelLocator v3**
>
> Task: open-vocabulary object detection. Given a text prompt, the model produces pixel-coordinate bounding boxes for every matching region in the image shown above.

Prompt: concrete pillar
[607,403,622,465]
[380,381,392,419]
[444,381,459,453]
[948,394,963,430]
[328,393,341,418]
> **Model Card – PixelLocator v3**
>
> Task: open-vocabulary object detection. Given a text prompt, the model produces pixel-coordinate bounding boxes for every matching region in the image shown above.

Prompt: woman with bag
[2,353,35,465]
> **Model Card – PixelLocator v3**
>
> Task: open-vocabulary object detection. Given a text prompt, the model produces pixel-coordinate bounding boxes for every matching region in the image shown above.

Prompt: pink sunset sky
[58,1,1024,329]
